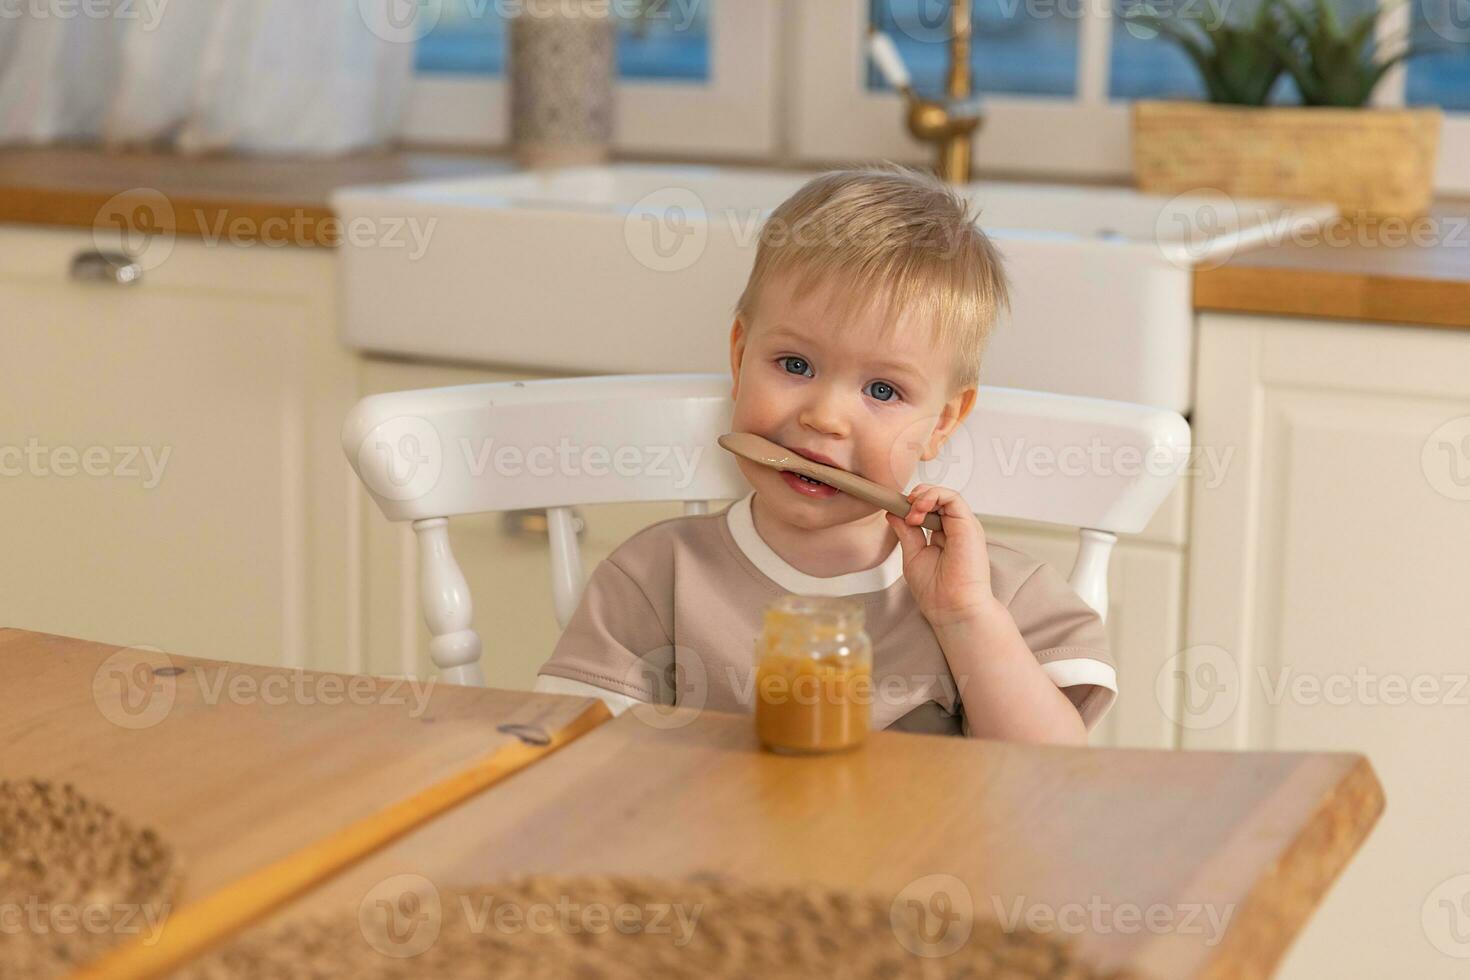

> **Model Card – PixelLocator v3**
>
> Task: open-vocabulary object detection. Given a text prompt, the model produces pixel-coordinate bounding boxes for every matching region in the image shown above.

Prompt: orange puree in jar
[754,595,873,755]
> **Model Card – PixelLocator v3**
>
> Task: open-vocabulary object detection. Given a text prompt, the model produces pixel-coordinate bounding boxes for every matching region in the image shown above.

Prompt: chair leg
[1069,529,1117,623]
[412,517,485,686]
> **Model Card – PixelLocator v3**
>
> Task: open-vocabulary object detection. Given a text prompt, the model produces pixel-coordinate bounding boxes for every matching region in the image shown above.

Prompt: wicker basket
[1132,100,1442,219]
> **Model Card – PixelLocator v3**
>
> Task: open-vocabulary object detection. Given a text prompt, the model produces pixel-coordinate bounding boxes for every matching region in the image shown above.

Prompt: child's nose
[798,385,850,438]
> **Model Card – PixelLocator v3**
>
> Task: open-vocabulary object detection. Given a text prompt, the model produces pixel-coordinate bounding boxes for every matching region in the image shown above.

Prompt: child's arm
[535,556,675,712]
[532,674,642,716]
[885,484,1091,746]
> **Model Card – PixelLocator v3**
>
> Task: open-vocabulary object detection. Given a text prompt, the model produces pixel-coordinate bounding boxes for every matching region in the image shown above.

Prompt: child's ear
[921,386,977,461]
[729,317,748,399]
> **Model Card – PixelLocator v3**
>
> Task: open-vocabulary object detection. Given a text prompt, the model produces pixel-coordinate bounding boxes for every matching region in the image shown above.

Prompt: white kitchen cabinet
[1182,312,1470,979]
[0,226,357,672]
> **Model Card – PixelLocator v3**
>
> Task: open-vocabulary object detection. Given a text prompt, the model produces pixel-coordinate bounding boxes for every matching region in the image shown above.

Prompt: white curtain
[0,0,417,155]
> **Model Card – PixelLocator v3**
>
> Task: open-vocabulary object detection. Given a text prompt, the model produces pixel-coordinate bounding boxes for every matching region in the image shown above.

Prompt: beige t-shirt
[537,493,1116,735]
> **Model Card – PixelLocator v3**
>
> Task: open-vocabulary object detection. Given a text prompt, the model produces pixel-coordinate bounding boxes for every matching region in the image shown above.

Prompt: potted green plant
[1126,0,1443,218]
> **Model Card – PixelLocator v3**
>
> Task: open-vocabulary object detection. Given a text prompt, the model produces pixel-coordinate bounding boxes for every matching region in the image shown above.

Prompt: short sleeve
[1006,560,1117,730]
[536,558,677,704]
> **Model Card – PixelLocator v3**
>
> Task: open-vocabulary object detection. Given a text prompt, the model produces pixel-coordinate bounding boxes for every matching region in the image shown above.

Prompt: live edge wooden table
[2,629,1383,979]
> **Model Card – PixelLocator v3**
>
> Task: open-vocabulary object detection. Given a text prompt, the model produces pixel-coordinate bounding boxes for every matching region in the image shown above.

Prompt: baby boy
[534,163,1114,745]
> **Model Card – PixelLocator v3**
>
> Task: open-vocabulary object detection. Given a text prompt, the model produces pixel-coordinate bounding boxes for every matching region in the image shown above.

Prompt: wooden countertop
[0,145,513,247]
[0,628,606,903]
[1193,202,1470,329]
[215,706,1383,980]
[2,145,1466,328]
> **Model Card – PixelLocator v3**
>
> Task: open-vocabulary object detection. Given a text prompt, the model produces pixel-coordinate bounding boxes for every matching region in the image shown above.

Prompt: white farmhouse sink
[333,164,1334,412]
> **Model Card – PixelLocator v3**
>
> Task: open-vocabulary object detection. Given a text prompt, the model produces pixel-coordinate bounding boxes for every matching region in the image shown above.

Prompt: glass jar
[754,594,874,755]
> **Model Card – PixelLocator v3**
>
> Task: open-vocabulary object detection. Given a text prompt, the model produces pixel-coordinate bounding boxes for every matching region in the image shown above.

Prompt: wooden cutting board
[0,627,607,903]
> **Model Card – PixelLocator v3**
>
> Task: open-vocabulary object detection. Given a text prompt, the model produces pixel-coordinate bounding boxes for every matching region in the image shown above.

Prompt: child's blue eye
[779,356,812,377]
[866,381,899,402]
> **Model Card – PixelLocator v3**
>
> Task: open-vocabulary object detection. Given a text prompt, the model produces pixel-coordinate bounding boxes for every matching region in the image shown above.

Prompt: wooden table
[0,628,606,902]
[4,629,1384,978]
[234,706,1383,979]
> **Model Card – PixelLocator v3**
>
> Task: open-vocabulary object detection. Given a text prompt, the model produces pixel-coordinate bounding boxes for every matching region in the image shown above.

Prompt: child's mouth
[779,469,840,499]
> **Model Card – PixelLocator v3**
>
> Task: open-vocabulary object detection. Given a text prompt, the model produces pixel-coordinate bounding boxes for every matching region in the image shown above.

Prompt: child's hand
[885,484,999,630]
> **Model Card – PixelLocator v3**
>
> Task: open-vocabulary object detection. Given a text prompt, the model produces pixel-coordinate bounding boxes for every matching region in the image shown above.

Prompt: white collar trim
[725,492,905,596]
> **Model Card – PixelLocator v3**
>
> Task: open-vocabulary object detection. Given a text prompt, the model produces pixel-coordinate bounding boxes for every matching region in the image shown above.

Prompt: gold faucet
[867,0,981,185]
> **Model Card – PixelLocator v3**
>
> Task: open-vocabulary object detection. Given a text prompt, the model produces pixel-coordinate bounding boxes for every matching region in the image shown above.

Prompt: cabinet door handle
[69,250,143,285]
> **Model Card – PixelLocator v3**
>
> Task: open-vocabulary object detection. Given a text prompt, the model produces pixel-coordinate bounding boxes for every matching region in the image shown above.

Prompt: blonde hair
[732,161,1009,391]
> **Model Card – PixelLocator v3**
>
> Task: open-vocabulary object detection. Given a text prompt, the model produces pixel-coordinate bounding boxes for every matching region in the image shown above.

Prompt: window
[1408,0,1470,111]
[791,1,1469,193]
[416,0,712,82]
[402,1,776,156]
[865,0,1079,96]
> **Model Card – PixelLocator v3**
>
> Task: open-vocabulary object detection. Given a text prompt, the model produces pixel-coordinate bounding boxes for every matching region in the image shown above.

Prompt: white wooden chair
[341,373,1190,687]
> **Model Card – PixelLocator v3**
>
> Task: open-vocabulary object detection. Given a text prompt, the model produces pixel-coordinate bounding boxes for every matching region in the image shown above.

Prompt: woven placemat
[0,779,181,980]
[180,873,1136,979]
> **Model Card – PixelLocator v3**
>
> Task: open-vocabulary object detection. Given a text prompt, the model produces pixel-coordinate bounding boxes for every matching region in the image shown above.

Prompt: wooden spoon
[718,432,944,532]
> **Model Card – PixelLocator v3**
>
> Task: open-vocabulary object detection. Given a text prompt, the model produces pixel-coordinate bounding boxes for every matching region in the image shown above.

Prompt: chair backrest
[342,373,1190,685]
